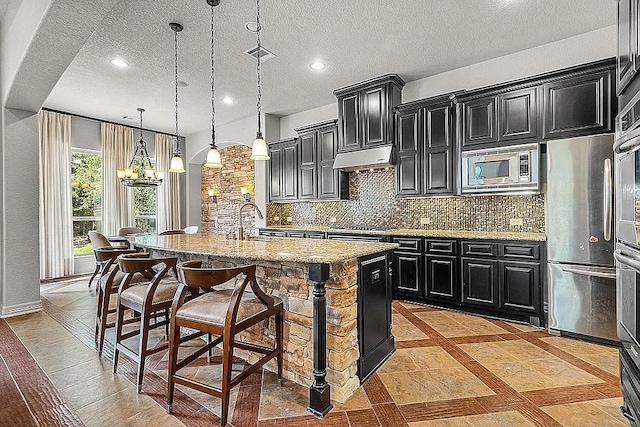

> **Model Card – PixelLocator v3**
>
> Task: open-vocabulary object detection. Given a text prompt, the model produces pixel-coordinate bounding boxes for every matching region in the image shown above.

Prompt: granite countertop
[262,225,547,242]
[131,233,398,264]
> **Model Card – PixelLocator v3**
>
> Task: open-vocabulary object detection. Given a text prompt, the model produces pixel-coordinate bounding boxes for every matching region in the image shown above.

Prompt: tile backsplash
[266,169,545,232]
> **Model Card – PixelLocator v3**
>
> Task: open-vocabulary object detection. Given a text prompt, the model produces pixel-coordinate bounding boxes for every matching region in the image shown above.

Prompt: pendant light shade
[250,133,269,160]
[169,153,185,173]
[204,0,223,169]
[251,0,269,161]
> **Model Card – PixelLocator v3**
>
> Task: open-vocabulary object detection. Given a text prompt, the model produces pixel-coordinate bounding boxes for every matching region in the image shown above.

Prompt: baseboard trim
[1,300,43,318]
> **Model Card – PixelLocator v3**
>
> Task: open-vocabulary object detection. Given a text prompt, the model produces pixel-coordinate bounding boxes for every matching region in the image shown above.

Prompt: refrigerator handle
[561,267,617,280]
[604,158,612,241]
[615,249,640,274]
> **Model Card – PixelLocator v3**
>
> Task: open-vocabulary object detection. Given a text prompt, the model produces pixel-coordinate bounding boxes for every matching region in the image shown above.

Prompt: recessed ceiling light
[110,58,129,68]
[310,61,326,70]
[244,21,262,33]
[222,96,234,104]
[172,80,189,88]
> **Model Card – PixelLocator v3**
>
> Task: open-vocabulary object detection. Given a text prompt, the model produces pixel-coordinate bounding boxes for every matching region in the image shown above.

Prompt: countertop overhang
[130,233,398,264]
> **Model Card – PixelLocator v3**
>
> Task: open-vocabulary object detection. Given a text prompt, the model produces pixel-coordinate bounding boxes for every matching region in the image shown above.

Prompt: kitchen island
[131,233,398,416]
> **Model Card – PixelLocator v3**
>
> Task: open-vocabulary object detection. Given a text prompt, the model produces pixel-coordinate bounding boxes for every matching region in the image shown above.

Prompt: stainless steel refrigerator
[547,134,618,343]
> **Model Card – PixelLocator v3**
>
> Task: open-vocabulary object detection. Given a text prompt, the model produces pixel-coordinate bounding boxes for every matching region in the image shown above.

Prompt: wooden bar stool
[87,231,128,288]
[112,253,181,393]
[93,247,145,358]
[167,261,284,427]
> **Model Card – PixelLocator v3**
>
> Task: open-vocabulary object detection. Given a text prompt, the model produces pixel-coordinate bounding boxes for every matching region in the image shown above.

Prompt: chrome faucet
[237,202,264,240]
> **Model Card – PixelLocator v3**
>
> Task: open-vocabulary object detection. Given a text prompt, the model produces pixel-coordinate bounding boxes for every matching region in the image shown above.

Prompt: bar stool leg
[167,320,180,413]
[112,302,125,373]
[136,310,151,394]
[97,288,111,357]
[220,333,234,427]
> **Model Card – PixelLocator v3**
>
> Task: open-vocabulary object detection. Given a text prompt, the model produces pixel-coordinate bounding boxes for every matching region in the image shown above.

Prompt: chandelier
[205,0,222,168]
[117,108,163,187]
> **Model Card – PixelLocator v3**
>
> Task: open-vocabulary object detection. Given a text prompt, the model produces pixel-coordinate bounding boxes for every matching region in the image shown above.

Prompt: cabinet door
[618,0,637,95]
[298,133,317,200]
[425,255,458,302]
[463,96,499,147]
[318,126,342,199]
[282,141,298,200]
[499,261,540,313]
[498,88,538,142]
[393,251,423,298]
[461,258,499,307]
[543,71,613,139]
[339,93,361,151]
[395,110,421,196]
[362,86,387,147]
[268,144,283,201]
[424,106,454,194]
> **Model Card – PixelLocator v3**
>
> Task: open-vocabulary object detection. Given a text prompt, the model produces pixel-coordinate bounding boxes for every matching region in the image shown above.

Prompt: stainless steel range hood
[332,145,394,172]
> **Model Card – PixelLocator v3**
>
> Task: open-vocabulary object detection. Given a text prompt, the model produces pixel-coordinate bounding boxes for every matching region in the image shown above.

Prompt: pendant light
[204,0,222,168]
[117,108,163,187]
[249,0,269,160]
[169,22,186,173]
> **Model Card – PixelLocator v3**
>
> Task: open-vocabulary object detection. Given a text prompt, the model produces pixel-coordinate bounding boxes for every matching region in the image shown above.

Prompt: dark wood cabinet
[498,88,538,142]
[542,70,613,139]
[463,96,499,147]
[618,0,638,95]
[268,138,298,202]
[334,74,404,152]
[461,258,499,308]
[295,120,348,201]
[499,261,540,313]
[357,251,394,382]
[425,255,457,302]
[393,251,423,298]
[395,94,456,197]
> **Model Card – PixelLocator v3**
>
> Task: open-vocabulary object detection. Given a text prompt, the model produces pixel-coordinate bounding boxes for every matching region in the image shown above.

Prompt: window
[71,150,102,256]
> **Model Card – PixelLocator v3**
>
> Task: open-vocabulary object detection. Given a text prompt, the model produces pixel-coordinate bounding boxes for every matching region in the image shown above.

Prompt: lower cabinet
[425,255,457,302]
[461,258,499,308]
[499,260,540,313]
[393,251,423,299]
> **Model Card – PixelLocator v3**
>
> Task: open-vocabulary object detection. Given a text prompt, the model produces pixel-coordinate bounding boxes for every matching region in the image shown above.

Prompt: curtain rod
[41,107,179,138]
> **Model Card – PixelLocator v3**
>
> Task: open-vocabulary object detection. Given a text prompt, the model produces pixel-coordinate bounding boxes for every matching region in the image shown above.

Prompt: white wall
[404,26,617,102]
[279,103,337,139]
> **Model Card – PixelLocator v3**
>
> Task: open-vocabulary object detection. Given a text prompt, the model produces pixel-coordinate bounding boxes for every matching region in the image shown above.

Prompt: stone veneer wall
[153,249,361,403]
[267,169,545,232]
[201,145,256,235]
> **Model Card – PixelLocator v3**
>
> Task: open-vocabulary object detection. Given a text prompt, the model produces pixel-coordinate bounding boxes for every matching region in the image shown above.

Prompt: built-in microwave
[461,143,540,194]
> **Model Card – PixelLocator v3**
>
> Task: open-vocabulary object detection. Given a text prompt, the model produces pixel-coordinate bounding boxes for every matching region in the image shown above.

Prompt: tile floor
[0,277,627,426]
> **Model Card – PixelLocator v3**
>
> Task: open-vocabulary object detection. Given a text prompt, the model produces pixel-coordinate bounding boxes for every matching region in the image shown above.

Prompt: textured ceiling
[44,0,616,135]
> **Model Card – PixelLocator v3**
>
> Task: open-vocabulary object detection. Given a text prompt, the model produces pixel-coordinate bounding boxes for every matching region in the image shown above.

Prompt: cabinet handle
[620,406,635,422]
[603,158,612,242]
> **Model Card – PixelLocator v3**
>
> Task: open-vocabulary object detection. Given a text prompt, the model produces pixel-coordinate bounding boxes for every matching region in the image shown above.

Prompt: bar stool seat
[175,289,282,327]
[120,279,181,306]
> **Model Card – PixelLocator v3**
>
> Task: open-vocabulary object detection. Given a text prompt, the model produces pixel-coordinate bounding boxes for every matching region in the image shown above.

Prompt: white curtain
[102,123,134,236]
[39,111,74,279]
[156,133,181,232]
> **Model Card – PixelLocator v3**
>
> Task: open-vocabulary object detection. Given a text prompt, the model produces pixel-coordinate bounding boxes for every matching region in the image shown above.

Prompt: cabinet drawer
[499,243,540,260]
[461,241,498,257]
[306,232,325,239]
[392,237,422,251]
[425,239,457,255]
[287,232,305,238]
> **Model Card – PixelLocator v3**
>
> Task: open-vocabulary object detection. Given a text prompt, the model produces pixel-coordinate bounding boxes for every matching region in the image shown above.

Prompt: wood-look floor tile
[521,384,606,406]
[363,374,394,404]
[590,382,623,398]
[396,339,437,349]
[232,385,261,427]
[0,355,37,426]
[541,400,627,426]
[373,403,409,427]
[398,397,486,422]
[346,408,381,426]
[258,411,349,427]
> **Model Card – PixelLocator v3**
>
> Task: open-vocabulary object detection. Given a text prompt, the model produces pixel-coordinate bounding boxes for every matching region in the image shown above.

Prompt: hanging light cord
[174,26,180,155]
[255,0,262,135]
[211,3,216,148]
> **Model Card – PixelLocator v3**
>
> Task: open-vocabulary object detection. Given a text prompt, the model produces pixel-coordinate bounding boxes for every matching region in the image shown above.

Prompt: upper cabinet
[395,94,456,197]
[460,59,615,150]
[542,70,613,139]
[618,0,638,96]
[334,75,405,152]
[268,138,299,202]
[295,120,349,201]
